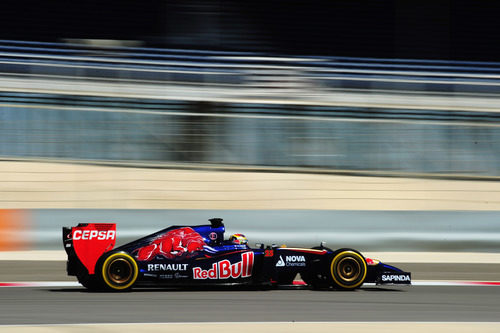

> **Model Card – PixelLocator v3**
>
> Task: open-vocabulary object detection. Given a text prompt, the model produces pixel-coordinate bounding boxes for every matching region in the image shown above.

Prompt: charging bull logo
[193,252,254,279]
[136,227,205,261]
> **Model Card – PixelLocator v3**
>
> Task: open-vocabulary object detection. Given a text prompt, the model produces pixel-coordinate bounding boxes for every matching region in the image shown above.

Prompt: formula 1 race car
[62,218,411,291]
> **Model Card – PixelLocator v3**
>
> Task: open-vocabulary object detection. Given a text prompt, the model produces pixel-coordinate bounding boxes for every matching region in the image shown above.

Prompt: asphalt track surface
[2,261,500,282]
[0,284,499,325]
[1,261,500,325]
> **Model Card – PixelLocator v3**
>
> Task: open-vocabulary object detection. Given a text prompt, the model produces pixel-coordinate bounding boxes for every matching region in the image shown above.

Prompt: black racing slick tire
[100,252,139,291]
[329,248,367,290]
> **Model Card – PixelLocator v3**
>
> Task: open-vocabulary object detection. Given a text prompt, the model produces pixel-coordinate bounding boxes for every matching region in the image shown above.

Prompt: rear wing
[63,223,116,275]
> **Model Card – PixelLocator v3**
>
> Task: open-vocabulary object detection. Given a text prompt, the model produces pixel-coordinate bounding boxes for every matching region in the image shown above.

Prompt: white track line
[2,321,500,327]
[1,321,500,333]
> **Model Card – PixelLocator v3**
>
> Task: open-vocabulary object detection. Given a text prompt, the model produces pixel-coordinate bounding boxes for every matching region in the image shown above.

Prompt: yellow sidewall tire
[330,250,367,289]
[101,252,139,291]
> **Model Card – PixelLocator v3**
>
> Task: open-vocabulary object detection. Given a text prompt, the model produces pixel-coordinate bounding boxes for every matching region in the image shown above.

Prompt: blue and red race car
[63,218,411,291]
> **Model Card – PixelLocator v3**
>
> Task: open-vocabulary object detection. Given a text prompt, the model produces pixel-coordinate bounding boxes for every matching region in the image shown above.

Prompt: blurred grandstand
[0,39,500,178]
[0,1,499,179]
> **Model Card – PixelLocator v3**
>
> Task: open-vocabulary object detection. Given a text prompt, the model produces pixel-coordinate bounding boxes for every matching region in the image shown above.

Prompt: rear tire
[100,252,139,291]
[329,249,367,290]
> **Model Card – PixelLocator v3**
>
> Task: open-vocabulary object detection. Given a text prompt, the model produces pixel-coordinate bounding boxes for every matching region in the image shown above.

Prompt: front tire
[329,249,367,290]
[100,252,139,291]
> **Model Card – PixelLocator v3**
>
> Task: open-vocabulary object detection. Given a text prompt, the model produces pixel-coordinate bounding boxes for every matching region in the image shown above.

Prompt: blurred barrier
[7,209,500,252]
[1,40,500,177]
[1,93,500,177]
[1,161,500,210]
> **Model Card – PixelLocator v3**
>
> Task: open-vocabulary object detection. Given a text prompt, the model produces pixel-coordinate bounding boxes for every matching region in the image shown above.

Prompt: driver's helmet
[229,233,248,245]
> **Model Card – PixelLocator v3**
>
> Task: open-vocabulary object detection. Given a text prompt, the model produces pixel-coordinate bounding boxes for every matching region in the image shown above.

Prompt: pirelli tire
[329,248,367,290]
[99,251,139,291]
